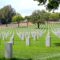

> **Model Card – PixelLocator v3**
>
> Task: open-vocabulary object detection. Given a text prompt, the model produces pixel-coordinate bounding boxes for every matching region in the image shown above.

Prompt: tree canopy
[30,10,50,28]
[49,13,60,21]
[12,14,23,27]
[0,5,16,24]
[30,10,49,23]
[34,0,60,11]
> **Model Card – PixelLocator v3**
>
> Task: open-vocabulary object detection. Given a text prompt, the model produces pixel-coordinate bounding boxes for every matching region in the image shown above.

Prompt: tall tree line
[25,10,60,28]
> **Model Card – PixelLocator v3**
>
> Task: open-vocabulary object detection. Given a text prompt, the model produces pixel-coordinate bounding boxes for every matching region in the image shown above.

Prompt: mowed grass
[0,23,60,60]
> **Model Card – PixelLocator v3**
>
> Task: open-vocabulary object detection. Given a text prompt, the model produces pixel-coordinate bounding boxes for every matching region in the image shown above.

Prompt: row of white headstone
[0,32,12,40]
[52,28,60,38]
[16,31,46,46]
[16,30,46,41]
[0,30,51,59]
[0,30,44,45]
[0,31,14,58]
[4,31,51,59]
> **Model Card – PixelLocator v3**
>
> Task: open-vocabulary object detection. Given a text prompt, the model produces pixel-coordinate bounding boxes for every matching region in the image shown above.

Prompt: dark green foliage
[30,10,46,23]
[34,0,60,10]
[0,5,16,24]
[34,0,47,5]
[12,15,23,27]
[30,10,50,28]
[47,0,59,10]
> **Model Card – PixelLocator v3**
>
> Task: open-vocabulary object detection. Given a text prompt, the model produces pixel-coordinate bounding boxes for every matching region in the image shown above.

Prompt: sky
[0,0,60,17]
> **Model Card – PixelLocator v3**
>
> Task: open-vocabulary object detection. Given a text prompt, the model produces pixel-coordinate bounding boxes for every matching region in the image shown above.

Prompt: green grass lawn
[0,24,60,60]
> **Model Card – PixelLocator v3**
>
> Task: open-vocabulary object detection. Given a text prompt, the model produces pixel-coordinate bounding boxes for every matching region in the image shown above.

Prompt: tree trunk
[6,23,8,27]
[6,19,8,27]
[37,22,40,29]
[18,23,19,27]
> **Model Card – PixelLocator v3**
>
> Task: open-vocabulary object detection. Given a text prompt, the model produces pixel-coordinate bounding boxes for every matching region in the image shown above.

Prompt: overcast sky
[0,0,60,17]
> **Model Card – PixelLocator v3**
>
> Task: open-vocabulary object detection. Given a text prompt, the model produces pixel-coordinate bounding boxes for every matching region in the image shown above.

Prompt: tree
[12,15,23,27]
[30,10,41,28]
[49,13,60,21]
[34,0,60,11]
[0,5,16,26]
[30,10,49,28]
[25,16,31,27]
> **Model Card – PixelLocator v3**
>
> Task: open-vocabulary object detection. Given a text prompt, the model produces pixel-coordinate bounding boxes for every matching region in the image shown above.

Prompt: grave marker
[46,32,51,47]
[5,42,13,59]
[26,35,30,46]
[10,33,14,44]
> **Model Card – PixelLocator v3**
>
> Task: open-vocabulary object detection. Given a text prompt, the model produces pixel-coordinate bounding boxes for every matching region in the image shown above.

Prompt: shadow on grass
[16,26,28,28]
[35,27,48,29]
[0,58,32,60]
[54,43,60,46]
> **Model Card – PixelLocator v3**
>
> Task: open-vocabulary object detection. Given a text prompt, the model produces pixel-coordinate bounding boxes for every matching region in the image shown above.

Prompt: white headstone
[26,36,30,46]
[5,32,9,39]
[39,31,43,37]
[16,32,20,38]
[2,33,5,40]
[31,32,36,40]
[10,33,14,44]
[20,33,24,40]
[46,32,51,47]
[5,42,12,59]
